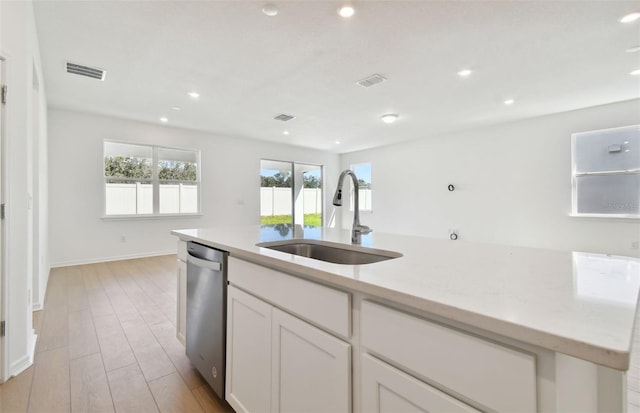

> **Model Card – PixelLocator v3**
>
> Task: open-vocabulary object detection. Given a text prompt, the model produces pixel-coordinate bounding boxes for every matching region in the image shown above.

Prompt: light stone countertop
[172,224,640,371]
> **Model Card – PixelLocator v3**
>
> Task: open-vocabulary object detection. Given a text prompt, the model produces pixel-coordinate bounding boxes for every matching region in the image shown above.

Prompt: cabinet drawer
[361,300,537,412]
[229,257,350,338]
[362,353,480,413]
[177,240,187,262]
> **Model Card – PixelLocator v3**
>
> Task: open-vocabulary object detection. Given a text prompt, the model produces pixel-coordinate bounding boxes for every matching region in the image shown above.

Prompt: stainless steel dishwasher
[186,241,228,400]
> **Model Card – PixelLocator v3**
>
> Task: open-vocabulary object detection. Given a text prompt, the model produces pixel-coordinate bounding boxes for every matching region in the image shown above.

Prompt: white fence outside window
[107,184,371,216]
[352,188,373,212]
[260,187,322,216]
[106,183,198,215]
[259,187,372,216]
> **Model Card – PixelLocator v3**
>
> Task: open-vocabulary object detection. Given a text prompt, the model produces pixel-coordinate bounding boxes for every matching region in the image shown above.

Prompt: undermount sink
[256,239,402,265]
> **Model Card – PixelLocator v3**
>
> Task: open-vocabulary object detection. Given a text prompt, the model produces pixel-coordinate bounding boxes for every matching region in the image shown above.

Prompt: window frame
[103,140,202,218]
[571,125,640,219]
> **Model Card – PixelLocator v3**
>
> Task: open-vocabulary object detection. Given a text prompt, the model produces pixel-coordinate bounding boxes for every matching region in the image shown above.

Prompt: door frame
[0,52,9,382]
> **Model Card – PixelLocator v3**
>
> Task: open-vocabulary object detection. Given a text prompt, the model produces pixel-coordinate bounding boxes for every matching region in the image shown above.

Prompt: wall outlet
[632,241,639,250]
[121,235,127,243]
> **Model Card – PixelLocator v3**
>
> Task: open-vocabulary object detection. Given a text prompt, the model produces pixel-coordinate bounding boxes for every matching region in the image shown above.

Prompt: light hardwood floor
[0,255,228,413]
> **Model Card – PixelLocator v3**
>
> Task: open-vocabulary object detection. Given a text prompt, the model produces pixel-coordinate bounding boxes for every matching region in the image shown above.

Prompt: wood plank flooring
[0,255,228,413]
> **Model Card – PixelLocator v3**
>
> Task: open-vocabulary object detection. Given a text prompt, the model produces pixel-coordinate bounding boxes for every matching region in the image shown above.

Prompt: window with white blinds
[571,125,639,218]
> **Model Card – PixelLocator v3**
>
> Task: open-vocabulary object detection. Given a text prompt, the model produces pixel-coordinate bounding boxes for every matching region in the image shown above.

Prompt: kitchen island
[173,224,640,412]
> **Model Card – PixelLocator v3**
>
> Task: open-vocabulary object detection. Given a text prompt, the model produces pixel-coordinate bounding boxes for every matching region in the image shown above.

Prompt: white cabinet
[229,257,350,338]
[226,258,538,413]
[361,354,480,413]
[226,257,351,413]
[360,300,537,412]
[176,240,187,345]
[226,285,272,413]
[271,307,350,413]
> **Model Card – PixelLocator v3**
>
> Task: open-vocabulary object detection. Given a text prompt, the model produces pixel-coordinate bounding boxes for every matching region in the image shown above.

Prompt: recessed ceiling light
[335,140,341,145]
[188,91,200,99]
[630,69,640,76]
[503,99,515,105]
[283,131,289,135]
[160,117,168,123]
[338,5,355,18]
[262,4,278,16]
[626,45,640,53]
[380,114,399,124]
[620,12,640,23]
[457,69,472,77]
[171,106,182,111]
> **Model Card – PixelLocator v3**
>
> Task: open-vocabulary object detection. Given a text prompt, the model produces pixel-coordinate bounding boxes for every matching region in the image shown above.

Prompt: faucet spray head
[333,169,351,206]
[332,186,343,206]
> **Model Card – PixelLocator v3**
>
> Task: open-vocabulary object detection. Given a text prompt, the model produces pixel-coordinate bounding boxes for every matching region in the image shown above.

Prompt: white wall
[48,109,340,266]
[0,0,49,379]
[340,100,640,257]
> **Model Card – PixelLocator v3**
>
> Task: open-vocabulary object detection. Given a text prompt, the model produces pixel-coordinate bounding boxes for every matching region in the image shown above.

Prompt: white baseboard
[9,331,37,378]
[9,355,31,377]
[50,250,177,268]
[9,352,32,378]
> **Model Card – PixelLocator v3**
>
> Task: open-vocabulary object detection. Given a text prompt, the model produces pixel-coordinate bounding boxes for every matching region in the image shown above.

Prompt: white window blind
[571,125,639,218]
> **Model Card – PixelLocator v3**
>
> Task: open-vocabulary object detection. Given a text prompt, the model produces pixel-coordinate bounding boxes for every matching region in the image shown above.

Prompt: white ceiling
[33,1,640,154]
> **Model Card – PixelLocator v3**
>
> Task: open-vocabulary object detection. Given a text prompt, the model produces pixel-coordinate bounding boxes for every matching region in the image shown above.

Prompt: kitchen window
[571,125,639,218]
[350,163,372,212]
[104,141,200,216]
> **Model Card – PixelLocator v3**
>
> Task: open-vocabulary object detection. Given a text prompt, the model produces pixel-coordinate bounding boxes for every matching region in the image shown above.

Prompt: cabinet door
[176,259,187,345]
[272,308,350,413]
[361,354,480,413]
[226,286,272,413]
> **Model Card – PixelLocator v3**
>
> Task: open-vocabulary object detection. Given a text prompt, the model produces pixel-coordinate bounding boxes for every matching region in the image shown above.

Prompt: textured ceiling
[34,1,640,153]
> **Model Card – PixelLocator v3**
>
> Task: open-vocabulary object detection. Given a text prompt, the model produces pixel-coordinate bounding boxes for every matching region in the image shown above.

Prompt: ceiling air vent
[273,113,295,122]
[356,74,386,88]
[66,62,106,81]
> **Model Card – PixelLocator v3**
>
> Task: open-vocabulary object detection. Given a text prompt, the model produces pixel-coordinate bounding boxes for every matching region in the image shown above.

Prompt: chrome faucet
[333,169,372,244]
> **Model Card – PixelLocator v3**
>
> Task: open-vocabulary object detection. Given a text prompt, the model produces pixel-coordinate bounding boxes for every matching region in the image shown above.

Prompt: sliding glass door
[260,160,323,227]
